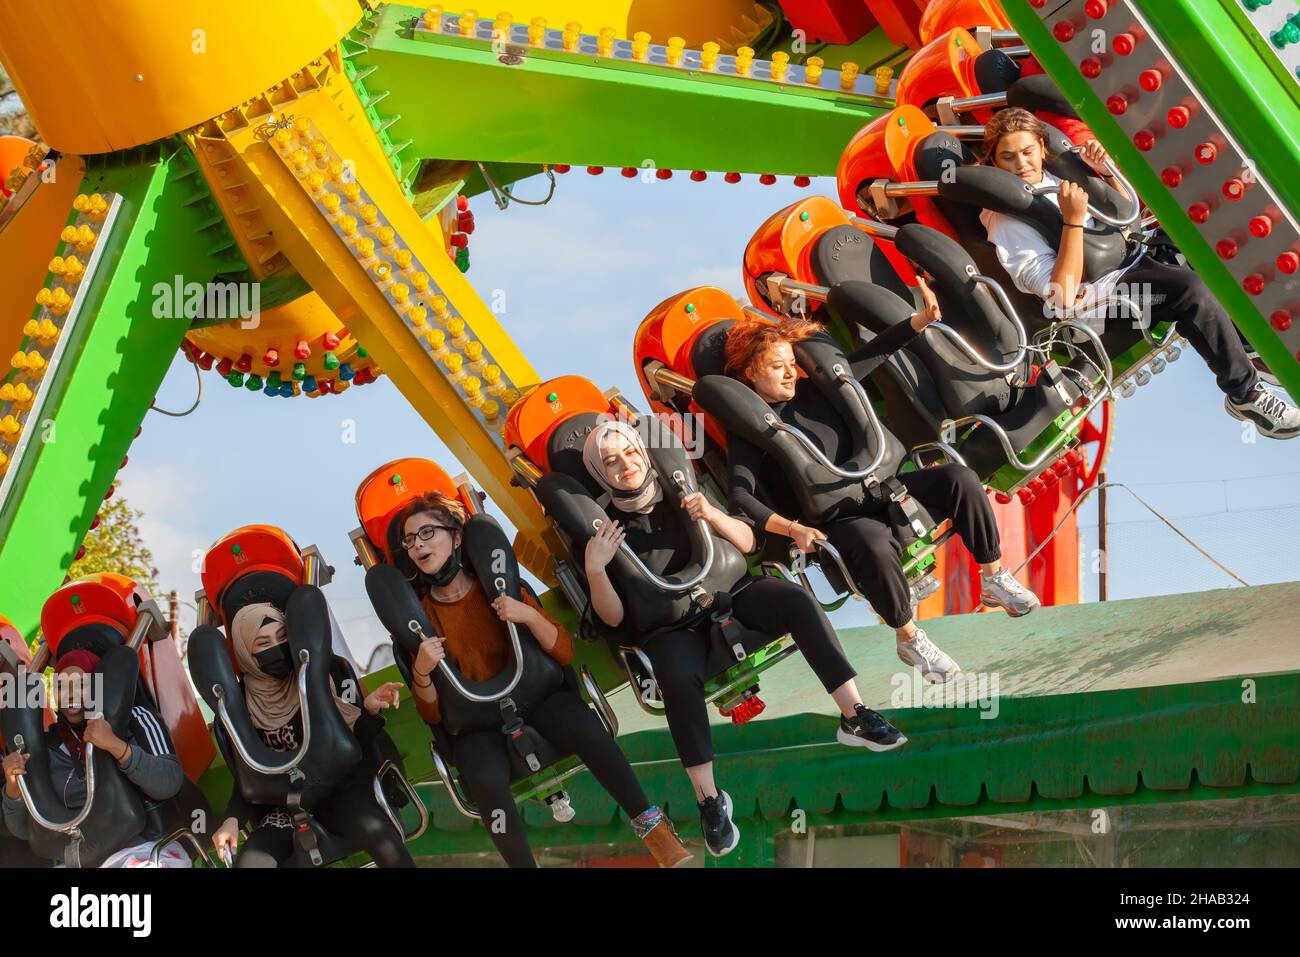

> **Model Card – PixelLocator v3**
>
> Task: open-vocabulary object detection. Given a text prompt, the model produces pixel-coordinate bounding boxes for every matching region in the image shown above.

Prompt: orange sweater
[415,580,573,725]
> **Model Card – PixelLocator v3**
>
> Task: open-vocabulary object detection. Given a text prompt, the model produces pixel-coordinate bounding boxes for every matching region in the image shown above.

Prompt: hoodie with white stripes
[2,704,184,846]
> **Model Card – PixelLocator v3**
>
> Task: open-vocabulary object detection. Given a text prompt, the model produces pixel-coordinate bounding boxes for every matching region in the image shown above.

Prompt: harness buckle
[883,478,929,540]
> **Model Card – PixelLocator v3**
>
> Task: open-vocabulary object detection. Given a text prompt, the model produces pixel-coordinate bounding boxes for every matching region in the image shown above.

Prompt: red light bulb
[1243,274,1266,295]
[1085,0,1108,18]
[1215,238,1238,260]
[1271,310,1293,332]
[1053,21,1075,42]
[1133,129,1156,151]
[1080,57,1103,79]
[1195,142,1217,164]
[1139,69,1163,91]
[586,166,603,175]
[1249,215,1273,238]
[1277,252,1299,274]
[1188,203,1210,224]
[1113,33,1135,55]
[1160,166,1183,188]
[1166,106,1190,128]
[1106,94,1128,114]
[1222,179,1245,200]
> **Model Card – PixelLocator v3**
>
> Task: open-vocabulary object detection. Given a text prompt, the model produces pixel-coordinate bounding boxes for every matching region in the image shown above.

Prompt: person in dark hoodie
[1,648,187,867]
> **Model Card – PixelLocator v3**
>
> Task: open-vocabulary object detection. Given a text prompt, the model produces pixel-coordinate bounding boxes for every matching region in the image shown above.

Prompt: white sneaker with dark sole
[980,568,1042,618]
[1225,387,1300,440]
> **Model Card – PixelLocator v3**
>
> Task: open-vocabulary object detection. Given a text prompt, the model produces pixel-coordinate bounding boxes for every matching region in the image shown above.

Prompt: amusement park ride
[0,0,1298,863]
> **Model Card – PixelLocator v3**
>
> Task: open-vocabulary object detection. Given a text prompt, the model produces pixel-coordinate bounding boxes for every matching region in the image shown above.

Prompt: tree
[69,483,161,595]
[0,65,36,139]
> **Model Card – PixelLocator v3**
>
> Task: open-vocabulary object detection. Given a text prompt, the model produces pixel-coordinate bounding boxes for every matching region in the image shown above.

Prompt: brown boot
[642,820,693,868]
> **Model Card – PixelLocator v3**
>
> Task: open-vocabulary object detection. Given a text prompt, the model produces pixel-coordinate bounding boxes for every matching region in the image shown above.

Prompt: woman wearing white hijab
[581,419,905,859]
[210,603,414,867]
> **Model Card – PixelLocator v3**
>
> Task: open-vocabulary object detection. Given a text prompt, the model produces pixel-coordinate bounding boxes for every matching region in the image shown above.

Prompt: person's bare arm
[584,520,626,627]
[410,637,443,724]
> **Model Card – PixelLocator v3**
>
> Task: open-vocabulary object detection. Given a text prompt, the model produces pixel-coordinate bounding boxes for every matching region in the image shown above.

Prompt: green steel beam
[1001,0,1300,401]
[350,4,892,179]
[0,143,250,639]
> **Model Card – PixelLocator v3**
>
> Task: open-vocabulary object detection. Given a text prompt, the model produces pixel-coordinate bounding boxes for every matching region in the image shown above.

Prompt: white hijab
[581,420,664,515]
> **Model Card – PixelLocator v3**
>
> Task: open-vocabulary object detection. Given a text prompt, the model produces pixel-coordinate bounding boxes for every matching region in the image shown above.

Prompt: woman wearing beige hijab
[211,603,414,867]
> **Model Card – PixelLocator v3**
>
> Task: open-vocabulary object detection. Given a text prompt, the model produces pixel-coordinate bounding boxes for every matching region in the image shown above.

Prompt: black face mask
[426,547,462,587]
[254,642,294,679]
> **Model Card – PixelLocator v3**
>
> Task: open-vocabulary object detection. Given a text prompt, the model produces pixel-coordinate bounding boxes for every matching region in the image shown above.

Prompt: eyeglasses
[400,524,457,550]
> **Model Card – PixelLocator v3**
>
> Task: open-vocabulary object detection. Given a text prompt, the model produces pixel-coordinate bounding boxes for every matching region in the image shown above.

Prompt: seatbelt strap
[500,698,542,773]
[882,477,929,540]
[286,778,323,867]
[710,599,748,663]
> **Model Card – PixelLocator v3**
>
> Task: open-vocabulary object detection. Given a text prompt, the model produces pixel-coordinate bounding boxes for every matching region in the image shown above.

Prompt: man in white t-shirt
[979,108,1297,440]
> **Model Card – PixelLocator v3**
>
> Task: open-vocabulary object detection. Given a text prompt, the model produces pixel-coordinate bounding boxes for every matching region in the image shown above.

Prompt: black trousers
[1120,256,1258,401]
[452,688,650,869]
[639,577,858,769]
[821,463,1000,629]
[236,775,415,868]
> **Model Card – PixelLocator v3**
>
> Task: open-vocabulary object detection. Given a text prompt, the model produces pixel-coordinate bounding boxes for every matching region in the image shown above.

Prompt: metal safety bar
[373,760,430,843]
[213,653,314,775]
[12,733,96,835]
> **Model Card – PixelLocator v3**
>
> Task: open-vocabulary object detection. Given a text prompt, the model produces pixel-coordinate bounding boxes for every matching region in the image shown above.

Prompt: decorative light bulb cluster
[0,193,118,483]
[414,9,888,99]
[1041,0,1300,364]
[268,117,521,431]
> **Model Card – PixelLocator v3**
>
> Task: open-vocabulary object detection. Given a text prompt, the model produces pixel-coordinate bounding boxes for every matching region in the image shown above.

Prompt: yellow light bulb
[359,203,379,224]
[290,148,310,171]
[597,26,615,55]
[355,237,376,259]
[444,353,464,373]
[426,328,447,350]
[394,248,413,270]
[839,61,859,91]
[528,16,546,45]
[736,46,754,76]
[307,171,326,193]
[62,256,85,282]
[341,181,362,203]
[339,215,359,236]
[483,364,502,385]
[563,22,581,50]
[464,340,483,362]
[391,283,411,302]
[409,306,429,327]
[293,115,311,136]
[431,295,449,316]
[423,6,443,30]
[376,226,396,247]
[481,400,500,420]
[310,140,329,159]
[446,316,466,339]
[666,36,685,65]
[459,9,477,36]
[805,56,824,83]
[372,261,392,281]
[875,66,893,95]
[501,388,521,405]
[410,271,430,291]
[771,50,789,81]
[322,192,342,214]
[702,42,720,70]
[327,160,346,182]
[272,128,293,151]
[463,376,482,396]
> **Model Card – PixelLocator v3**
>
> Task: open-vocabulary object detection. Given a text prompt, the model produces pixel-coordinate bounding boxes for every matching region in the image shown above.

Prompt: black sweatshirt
[726,320,920,529]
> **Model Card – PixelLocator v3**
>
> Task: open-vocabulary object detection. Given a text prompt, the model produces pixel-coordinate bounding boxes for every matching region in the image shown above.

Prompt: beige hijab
[230,603,361,733]
[582,419,664,514]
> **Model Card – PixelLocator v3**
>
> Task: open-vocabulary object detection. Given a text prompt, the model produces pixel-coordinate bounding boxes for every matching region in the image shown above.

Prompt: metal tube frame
[213,653,314,775]
[12,733,96,836]
[406,576,527,703]
[372,760,430,843]
[580,664,619,738]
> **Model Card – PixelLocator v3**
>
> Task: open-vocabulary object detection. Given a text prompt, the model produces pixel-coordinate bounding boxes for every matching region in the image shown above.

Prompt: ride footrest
[717,687,766,725]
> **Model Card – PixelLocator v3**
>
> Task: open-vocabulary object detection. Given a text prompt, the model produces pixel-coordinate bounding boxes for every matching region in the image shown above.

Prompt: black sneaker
[697,790,740,858]
[837,704,907,752]
[1245,350,1281,389]
[1225,386,1300,439]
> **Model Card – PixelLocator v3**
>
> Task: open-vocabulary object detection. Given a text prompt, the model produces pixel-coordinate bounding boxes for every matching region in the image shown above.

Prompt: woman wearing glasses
[389,491,691,868]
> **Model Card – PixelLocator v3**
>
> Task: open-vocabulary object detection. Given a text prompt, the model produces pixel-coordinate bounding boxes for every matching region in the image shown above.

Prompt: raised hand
[584,518,625,571]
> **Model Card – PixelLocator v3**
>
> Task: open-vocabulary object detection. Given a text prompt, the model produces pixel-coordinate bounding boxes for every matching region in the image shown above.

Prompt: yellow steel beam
[193,54,562,577]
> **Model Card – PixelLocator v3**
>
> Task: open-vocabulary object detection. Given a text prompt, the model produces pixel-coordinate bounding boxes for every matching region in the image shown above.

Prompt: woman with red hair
[721,306,1040,685]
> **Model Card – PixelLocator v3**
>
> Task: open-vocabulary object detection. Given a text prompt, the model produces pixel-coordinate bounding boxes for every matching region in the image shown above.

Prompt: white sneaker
[897,628,960,684]
[1225,387,1300,440]
[980,568,1042,618]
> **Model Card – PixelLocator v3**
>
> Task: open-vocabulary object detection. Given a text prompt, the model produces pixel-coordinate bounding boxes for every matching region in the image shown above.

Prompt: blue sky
[122,171,1300,664]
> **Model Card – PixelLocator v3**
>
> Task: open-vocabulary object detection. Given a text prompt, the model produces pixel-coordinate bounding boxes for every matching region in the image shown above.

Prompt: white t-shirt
[980,169,1141,328]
